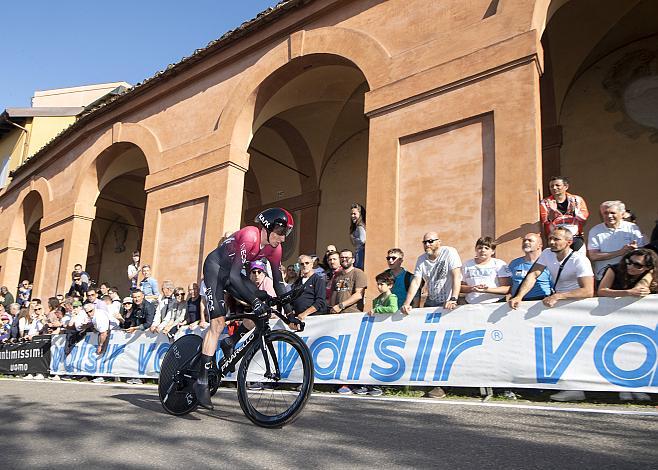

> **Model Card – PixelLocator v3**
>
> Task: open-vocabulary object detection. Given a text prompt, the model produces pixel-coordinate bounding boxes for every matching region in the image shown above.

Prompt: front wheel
[237,330,313,428]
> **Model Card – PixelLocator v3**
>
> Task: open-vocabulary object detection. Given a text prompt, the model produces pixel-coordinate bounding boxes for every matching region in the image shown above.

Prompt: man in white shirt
[85,303,119,354]
[461,237,511,303]
[509,227,594,309]
[402,232,462,313]
[588,200,645,281]
[508,227,594,403]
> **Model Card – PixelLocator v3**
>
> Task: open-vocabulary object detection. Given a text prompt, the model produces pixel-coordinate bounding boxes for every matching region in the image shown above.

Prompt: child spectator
[17,280,32,307]
[367,271,398,315]
[461,237,511,303]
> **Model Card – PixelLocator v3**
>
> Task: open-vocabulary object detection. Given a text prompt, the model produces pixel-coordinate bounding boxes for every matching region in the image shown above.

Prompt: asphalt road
[1,379,657,469]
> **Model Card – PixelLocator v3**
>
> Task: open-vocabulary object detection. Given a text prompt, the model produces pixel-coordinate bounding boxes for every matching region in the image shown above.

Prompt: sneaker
[91,377,105,383]
[502,390,518,400]
[50,375,61,381]
[632,392,651,402]
[550,390,586,402]
[24,374,34,380]
[337,385,352,395]
[34,373,45,380]
[619,392,634,401]
[60,376,73,381]
[426,386,446,399]
[113,377,121,382]
[127,378,143,385]
[368,387,383,396]
[352,386,369,395]
[248,382,264,391]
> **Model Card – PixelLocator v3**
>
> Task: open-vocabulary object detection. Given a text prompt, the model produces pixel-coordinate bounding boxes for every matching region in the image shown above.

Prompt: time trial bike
[158,287,313,428]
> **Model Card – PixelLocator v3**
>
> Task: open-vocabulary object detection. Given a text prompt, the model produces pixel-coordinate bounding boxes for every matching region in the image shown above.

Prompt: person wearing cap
[249,260,276,297]
[120,296,134,328]
[0,311,12,341]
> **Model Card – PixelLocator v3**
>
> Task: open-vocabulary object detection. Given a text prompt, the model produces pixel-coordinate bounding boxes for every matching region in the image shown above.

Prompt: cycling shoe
[193,380,214,410]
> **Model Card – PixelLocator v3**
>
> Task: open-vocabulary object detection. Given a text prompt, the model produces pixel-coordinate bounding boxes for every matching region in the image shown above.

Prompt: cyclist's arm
[227,259,261,305]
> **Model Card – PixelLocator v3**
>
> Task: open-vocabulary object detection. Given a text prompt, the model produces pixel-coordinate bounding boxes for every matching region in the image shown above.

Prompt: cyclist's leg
[195,248,229,409]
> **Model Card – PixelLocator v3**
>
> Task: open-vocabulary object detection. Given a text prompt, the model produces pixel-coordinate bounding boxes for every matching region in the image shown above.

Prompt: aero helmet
[255,208,294,237]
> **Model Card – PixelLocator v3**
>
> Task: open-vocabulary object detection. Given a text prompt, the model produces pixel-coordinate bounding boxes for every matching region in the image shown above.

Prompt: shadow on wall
[494,222,542,244]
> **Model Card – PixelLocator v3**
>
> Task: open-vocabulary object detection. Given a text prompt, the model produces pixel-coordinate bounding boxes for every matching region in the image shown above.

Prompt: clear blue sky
[2,0,281,107]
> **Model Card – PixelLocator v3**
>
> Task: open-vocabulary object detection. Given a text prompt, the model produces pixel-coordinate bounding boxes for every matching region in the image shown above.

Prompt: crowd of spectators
[2,185,657,401]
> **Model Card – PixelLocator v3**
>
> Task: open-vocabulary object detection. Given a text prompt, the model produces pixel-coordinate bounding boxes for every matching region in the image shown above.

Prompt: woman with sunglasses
[597,248,657,297]
[194,207,295,410]
[158,287,187,339]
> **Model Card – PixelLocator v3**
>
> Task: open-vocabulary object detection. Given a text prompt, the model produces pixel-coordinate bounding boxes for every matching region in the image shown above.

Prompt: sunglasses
[625,259,648,269]
[386,256,399,261]
[251,269,264,274]
[422,239,439,245]
[300,261,312,265]
[174,293,185,297]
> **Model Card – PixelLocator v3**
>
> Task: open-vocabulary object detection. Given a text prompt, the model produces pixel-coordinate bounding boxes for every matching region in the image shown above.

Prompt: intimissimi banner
[0,335,51,375]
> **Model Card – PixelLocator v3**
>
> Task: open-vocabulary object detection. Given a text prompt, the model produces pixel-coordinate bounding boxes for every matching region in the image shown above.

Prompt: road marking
[314,393,658,416]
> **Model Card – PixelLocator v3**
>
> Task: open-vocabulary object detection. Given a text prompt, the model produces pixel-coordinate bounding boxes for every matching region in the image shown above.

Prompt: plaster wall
[0,0,552,298]
[26,116,76,158]
[559,37,658,238]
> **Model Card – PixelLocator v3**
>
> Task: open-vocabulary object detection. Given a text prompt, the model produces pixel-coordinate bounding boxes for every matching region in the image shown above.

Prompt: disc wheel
[159,334,202,415]
[237,330,313,428]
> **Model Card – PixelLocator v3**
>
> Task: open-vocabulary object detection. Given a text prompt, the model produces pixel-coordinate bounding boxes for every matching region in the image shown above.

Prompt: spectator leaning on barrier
[597,248,657,298]
[85,303,119,355]
[330,249,367,314]
[506,233,552,302]
[368,271,398,315]
[402,232,462,314]
[150,280,175,333]
[157,287,187,338]
[102,295,124,327]
[120,297,135,328]
[290,254,327,327]
[539,176,589,252]
[509,226,594,403]
[126,289,156,333]
[139,265,160,302]
[587,200,645,283]
[461,237,511,304]
[385,248,420,308]
[183,283,206,328]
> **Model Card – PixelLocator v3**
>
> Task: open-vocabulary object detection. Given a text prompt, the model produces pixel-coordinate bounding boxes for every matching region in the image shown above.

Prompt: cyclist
[194,207,295,410]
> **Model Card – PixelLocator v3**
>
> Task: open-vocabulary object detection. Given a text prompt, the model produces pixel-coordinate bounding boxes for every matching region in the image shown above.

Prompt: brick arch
[219,26,391,160]
[72,123,158,212]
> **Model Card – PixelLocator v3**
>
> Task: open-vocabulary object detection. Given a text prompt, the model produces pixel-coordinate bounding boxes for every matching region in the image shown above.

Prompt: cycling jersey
[202,225,287,319]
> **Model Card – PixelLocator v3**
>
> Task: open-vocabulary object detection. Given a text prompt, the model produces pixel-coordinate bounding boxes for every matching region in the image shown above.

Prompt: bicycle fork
[260,335,281,381]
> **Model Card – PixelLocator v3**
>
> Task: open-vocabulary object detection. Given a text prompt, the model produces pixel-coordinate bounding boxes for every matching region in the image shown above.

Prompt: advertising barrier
[48,296,658,392]
[0,335,51,375]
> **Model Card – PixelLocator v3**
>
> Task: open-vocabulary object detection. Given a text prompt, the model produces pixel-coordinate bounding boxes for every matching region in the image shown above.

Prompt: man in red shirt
[539,176,589,251]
